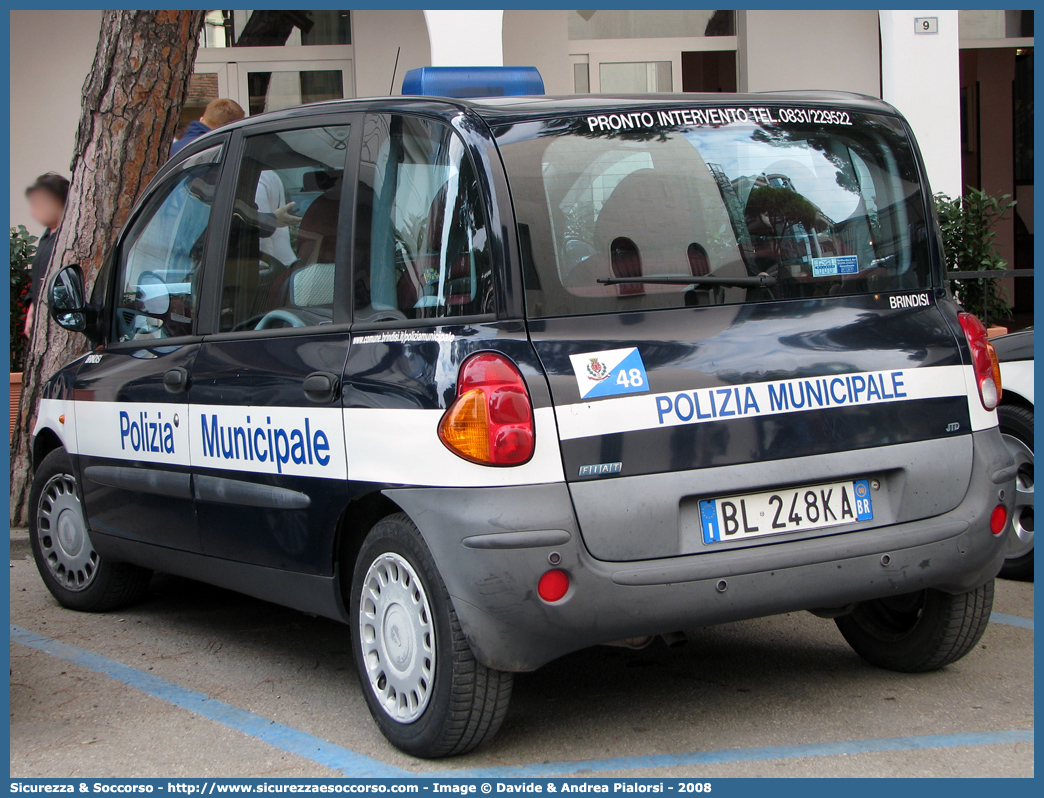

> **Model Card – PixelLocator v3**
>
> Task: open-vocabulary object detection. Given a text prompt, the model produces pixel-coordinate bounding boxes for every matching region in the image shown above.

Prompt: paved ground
[10,528,1034,778]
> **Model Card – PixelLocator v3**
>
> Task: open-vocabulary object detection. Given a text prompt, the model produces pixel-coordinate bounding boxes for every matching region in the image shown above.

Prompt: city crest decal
[569,347,649,400]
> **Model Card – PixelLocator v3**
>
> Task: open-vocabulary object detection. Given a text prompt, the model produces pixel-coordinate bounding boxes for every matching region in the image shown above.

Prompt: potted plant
[934,187,1016,333]
[10,225,37,435]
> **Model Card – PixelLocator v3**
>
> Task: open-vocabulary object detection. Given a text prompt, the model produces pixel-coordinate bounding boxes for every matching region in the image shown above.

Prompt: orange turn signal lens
[437,389,490,464]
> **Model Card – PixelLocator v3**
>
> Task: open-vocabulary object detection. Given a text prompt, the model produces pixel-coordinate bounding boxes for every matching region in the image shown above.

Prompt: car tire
[834,580,993,673]
[29,448,152,612]
[998,403,1033,581]
[350,512,513,758]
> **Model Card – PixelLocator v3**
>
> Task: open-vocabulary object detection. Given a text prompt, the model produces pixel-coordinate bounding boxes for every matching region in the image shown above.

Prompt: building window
[200,10,352,48]
[573,62,590,93]
[569,10,734,40]
[681,51,736,93]
[958,10,1033,41]
[599,61,672,93]
[246,70,344,116]
[567,10,738,94]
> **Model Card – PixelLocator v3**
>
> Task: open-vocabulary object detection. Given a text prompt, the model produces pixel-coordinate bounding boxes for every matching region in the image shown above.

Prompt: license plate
[699,479,874,544]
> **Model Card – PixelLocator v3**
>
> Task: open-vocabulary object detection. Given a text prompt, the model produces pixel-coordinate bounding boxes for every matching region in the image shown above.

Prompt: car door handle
[163,367,189,395]
[302,371,340,404]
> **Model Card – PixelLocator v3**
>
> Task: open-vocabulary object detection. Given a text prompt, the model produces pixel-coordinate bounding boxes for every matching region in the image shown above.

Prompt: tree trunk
[10,10,206,525]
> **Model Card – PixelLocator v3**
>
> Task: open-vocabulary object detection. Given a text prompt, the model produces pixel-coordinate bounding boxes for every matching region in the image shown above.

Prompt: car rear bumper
[388,429,1016,672]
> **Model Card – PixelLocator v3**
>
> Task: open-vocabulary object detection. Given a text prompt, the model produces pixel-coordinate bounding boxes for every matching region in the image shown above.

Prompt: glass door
[232,59,355,116]
[180,63,235,139]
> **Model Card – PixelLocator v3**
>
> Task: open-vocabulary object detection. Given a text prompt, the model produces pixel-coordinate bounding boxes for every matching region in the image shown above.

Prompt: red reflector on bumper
[538,569,569,602]
[990,505,1008,535]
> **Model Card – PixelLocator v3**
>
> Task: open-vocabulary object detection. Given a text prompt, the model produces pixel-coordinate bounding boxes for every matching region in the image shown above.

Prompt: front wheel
[349,513,513,758]
[835,581,993,673]
[29,448,152,612]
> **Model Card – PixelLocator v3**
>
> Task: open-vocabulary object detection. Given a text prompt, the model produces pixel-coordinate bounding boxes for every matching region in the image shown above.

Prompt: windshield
[496,106,934,318]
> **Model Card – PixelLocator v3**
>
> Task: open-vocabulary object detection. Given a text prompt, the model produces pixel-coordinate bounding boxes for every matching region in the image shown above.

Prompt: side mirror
[49,264,88,333]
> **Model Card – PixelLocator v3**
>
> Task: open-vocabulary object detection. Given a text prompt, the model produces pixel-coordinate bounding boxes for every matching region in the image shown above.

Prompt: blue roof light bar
[401,66,545,98]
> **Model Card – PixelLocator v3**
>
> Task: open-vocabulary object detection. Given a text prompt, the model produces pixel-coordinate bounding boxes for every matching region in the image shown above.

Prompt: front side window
[114,146,221,342]
[219,124,351,332]
[354,114,494,323]
[497,109,932,318]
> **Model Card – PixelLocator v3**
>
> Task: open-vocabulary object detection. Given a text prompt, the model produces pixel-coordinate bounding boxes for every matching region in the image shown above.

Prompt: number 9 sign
[914,16,938,34]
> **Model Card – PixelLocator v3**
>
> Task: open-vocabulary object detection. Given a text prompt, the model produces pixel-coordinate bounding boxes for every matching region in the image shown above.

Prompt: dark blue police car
[33,67,1016,757]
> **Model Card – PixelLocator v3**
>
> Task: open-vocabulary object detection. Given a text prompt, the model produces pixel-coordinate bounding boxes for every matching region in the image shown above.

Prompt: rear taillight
[438,352,535,465]
[958,312,1002,410]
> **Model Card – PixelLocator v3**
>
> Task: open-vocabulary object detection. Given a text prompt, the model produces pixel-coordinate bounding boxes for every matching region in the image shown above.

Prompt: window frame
[348,109,507,333]
[195,112,362,340]
[101,139,230,351]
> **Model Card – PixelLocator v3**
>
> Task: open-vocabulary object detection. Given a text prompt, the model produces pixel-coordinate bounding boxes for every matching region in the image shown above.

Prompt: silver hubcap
[37,473,99,591]
[359,553,436,723]
[1001,432,1034,559]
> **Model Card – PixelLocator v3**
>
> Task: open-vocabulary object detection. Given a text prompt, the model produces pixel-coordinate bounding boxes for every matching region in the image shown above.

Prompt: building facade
[8,9,1033,309]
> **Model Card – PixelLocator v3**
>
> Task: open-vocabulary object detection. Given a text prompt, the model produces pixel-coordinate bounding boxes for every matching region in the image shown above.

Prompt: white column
[879,10,962,198]
[423,10,504,67]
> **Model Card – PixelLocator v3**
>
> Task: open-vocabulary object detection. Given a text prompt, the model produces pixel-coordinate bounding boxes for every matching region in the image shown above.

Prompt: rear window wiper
[597,272,777,289]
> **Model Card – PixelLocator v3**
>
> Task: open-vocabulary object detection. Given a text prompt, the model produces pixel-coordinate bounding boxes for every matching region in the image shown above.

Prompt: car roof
[206,90,900,137]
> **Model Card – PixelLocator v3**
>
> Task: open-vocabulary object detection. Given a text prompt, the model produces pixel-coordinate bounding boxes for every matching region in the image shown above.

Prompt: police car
[33,67,1016,758]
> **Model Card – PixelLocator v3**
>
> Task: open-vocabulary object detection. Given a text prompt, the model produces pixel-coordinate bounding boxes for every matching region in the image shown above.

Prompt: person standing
[23,173,70,336]
[171,97,245,156]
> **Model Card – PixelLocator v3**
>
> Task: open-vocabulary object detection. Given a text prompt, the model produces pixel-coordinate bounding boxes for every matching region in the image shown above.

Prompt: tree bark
[10,10,206,525]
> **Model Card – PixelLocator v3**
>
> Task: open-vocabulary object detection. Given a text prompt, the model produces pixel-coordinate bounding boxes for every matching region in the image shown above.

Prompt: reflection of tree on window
[744,184,820,267]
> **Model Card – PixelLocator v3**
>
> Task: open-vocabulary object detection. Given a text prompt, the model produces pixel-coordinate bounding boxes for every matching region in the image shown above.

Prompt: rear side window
[219,124,351,333]
[353,114,494,323]
[497,109,933,317]
[114,145,221,342]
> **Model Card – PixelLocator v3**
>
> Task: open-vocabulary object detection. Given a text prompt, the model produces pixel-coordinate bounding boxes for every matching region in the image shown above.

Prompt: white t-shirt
[255,171,297,267]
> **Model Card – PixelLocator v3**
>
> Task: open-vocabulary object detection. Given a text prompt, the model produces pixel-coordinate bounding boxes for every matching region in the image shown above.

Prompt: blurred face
[27,190,64,230]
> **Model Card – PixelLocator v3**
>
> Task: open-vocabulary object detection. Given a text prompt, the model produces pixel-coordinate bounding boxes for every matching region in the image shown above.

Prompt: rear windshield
[496,106,933,318]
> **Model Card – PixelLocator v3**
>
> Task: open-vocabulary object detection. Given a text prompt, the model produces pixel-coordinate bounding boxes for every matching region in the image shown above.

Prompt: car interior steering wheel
[254,309,307,330]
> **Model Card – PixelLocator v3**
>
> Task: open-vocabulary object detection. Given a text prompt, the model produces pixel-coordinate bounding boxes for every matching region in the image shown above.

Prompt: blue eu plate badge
[699,500,720,543]
[853,479,874,521]
[568,347,649,400]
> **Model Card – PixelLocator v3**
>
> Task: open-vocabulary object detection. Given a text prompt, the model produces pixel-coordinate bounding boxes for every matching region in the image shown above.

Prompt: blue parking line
[991,612,1034,630]
[9,625,408,778]
[12,623,1035,780]
[430,729,1035,778]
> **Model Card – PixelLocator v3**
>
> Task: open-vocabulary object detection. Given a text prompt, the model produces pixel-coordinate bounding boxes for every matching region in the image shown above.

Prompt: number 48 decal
[616,368,645,388]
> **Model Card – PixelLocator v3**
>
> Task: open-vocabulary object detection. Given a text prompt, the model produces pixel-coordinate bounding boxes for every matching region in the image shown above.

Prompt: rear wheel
[998,403,1033,580]
[835,581,993,672]
[29,448,151,612]
[350,513,513,758]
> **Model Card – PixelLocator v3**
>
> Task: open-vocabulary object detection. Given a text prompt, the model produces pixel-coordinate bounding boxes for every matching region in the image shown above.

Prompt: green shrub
[934,187,1016,323]
[10,225,37,372]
